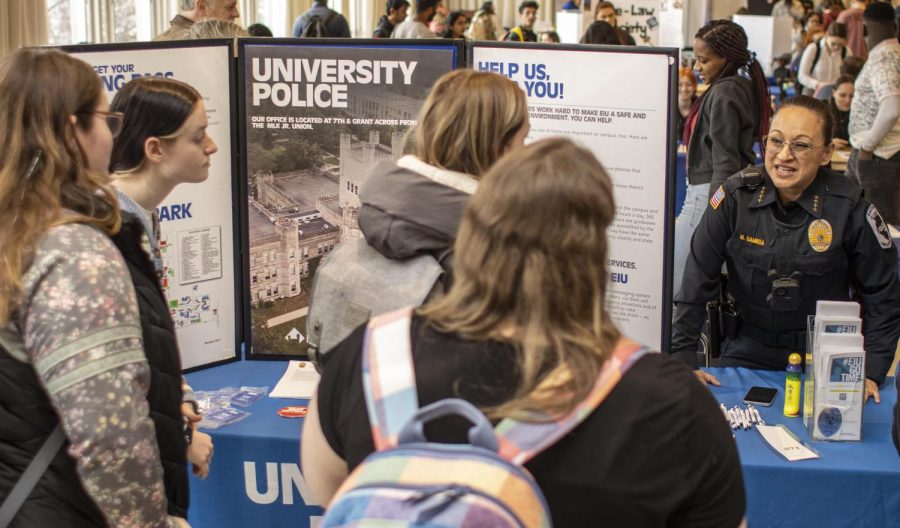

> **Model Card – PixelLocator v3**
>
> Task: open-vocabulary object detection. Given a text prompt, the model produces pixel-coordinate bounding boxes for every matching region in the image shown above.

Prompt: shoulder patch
[710,185,726,210]
[865,204,893,249]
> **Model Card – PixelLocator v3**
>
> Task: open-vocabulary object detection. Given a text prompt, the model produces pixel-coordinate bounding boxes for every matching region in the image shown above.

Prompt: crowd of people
[1,0,899,527]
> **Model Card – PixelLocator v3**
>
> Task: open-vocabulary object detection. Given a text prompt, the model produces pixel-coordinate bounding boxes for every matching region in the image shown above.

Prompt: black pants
[846,149,900,226]
[721,333,799,371]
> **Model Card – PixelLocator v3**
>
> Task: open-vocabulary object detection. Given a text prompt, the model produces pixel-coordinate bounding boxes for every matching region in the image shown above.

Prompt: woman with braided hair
[672,19,771,296]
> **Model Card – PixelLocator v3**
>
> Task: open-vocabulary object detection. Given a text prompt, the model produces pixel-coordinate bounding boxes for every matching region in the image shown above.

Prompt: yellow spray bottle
[784,353,802,417]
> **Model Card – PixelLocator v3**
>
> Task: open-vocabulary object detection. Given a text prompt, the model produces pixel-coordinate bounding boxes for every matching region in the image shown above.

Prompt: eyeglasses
[764,135,826,159]
[77,110,125,138]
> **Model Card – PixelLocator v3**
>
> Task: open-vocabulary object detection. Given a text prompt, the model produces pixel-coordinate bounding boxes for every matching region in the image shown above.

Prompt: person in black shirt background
[373,0,410,38]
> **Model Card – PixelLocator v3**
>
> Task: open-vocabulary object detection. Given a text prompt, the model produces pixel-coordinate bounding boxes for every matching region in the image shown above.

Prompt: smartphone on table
[743,386,778,407]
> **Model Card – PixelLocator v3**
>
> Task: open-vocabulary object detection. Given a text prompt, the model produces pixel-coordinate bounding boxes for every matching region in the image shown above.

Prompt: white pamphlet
[269,361,321,399]
[757,425,819,461]
[815,300,860,318]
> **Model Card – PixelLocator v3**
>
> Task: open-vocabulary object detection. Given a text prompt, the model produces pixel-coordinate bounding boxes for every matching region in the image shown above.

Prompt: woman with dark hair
[673,19,771,296]
[440,11,469,39]
[673,96,900,402]
[109,76,218,519]
[0,48,185,527]
[579,20,620,45]
[303,138,746,527]
[829,74,854,147]
[801,11,825,48]
[797,22,850,96]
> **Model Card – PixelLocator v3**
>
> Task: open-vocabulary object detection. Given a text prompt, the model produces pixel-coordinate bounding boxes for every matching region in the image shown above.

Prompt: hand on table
[831,138,849,149]
[694,369,721,386]
[865,378,880,404]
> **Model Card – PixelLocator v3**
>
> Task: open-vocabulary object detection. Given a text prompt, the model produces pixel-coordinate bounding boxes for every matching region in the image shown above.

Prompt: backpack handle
[397,398,499,452]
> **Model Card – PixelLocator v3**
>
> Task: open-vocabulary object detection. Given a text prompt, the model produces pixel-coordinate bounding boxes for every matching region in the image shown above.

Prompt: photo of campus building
[248,129,405,355]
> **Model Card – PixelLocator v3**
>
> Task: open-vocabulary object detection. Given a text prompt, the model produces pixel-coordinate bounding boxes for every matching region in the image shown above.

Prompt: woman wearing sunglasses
[0,49,187,526]
[107,76,218,522]
[671,96,900,405]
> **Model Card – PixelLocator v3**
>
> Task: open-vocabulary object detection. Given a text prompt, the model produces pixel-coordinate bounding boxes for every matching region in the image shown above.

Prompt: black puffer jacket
[0,344,107,527]
[110,212,189,518]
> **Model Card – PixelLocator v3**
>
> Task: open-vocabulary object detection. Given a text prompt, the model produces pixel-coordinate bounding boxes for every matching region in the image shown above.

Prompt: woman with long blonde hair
[303,139,746,526]
[357,68,529,282]
[0,49,183,527]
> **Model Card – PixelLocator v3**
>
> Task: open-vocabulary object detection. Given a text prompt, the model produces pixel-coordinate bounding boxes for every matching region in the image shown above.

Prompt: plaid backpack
[320,307,651,527]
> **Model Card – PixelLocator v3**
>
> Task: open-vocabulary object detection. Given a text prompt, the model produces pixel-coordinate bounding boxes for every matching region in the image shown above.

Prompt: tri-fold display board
[472,42,677,354]
[239,39,465,360]
[64,40,241,371]
[62,38,675,369]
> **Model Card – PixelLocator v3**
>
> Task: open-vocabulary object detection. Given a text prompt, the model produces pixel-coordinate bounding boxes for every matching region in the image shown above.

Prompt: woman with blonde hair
[0,49,184,527]
[303,138,746,526]
[356,69,529,282]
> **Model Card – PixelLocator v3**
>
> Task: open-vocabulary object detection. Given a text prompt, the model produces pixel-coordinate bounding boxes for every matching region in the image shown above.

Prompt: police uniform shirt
[671,165,900,384]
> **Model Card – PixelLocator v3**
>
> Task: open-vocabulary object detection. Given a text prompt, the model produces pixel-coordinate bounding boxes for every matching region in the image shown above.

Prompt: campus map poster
[474,43,675,353]
[68,43,239,370]
[241,41,459,357]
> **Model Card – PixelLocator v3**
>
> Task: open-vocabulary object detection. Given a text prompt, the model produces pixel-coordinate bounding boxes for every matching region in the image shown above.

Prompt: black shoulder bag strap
[0,332,66,528]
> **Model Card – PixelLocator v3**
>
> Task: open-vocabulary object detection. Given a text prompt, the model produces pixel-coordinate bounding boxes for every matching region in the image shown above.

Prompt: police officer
[671,96,900,403]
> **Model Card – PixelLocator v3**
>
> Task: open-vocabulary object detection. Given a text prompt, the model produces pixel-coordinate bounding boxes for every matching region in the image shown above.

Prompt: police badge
[807,219,832,253]
[865,204,892,249]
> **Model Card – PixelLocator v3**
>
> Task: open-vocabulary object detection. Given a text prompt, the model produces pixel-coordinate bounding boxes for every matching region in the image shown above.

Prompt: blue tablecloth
[185,360,900,527]
[706,367,900,528]
[185,360,322,527]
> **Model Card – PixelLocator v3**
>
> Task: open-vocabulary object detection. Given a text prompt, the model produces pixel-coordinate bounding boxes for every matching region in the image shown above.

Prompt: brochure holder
[803,305,865,442]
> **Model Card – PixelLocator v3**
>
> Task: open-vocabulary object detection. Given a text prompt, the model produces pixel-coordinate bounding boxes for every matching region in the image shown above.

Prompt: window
[48,0,154,45]
[255,0,289,38]
[49,0,87,45]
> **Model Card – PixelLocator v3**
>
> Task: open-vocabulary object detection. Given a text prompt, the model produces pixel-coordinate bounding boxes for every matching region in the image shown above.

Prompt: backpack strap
[361,307,419,451]
[0,425,65,527]
[810,41,823,75]
[0,331,67,526]
[495,338,651,465]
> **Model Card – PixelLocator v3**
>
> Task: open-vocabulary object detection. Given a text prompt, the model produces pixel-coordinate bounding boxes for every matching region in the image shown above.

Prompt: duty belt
[739,318,807,350]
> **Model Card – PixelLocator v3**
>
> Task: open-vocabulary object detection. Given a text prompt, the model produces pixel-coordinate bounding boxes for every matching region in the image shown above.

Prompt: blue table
[185,360,900,528]
[185,360,322,527]
[706,367,900,528]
